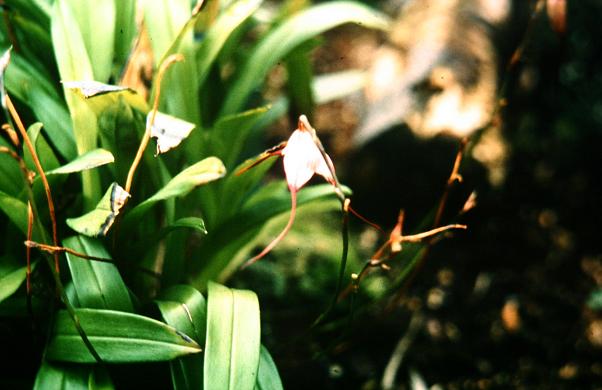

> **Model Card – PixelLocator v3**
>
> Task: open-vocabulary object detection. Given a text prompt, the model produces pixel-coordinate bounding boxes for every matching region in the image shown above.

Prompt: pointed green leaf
[124,157,226,225]
[142,0,199,122]
[23,122,60,172]
[63,235,133,312]
[192,183,350,287]
[5,53,76,160]
[47,149,114,176]
[34,362,114,390]
[113,0,137,69]
[255,345,284,390]
[167,217,207,235]
[52,0,102,208]
[66,182,130,237]
[0,262,38,304]
[220,1,390,115]
[204,282,261,390]
[0,190,29,235]
[64,0,115,82]
[157,285,208,390]
[196,0,263,88]
[46,308,201,363]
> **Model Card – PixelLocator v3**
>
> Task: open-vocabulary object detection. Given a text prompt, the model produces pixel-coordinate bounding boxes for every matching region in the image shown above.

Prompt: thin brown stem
[6,95,60,272]
[24,241,116,264]
[124,54,184,194]
[26,202,33,295]
[1,123,20,147]
[433,138,467,228]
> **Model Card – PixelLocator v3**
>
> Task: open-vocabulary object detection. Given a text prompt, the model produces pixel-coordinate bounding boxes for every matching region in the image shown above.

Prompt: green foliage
[0,0,389,387]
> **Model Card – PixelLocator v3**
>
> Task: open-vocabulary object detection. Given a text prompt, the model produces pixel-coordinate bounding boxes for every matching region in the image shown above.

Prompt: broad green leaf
[0,141,25,196]
[0,262,37,304]
[255,345,284,390]
[192,183,349,287]
[203,106,270,170]
[52,0,101,208]
[113,0,137,70]
[46,149,114,176]
[5,53,76,160]
[46,308,201,363]
[66,182,130,237]
[204,282,261,390]
[128,217,207,256]
[285,45,315,120]
[123,157,226,225]
[142,0,199,122]
[64,0,115,82]
[0,190,29,235]
[167,217,207,235]
[199,152,275,230]
[196,0,263,88]
[51,0,94,84]
[23,122,60,173]
[220,1,390,115]
[157,285,208,390]
[63,235,133,312]
[34,361,114,390]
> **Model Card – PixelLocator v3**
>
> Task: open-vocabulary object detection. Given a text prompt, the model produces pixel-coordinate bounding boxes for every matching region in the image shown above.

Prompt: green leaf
[0,262,37,304]
[204,282,261,390]
[203,106,271,170]
[220,1,390,115]
[157,285,208,390]
[23,122,60,173]
[34,362,114,390]
[123,157,226,225]
[0,190,29,235]
[46,308,201,363]
[196,0,263,88]
[66,182,130,237]
[64,0,116,82]
[285,45,315,119]
[142,0,199,122]
[113,0,137,71]
[46,149,114,176]
[167,217,207,235]
[63,235,133,312]
[5,53,77,160]
[192,183,349,287]
[255,345,284,390]
[52,0,102,208]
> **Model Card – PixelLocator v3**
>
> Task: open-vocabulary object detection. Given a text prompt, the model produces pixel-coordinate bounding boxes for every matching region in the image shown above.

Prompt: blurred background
[234,0,602,388]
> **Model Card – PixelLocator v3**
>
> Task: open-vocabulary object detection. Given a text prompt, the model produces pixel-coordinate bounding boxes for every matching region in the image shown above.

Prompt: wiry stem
[6,96,60,272]
[242,189,298,268]
[125,54,184,194]
[25,241,116,264]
